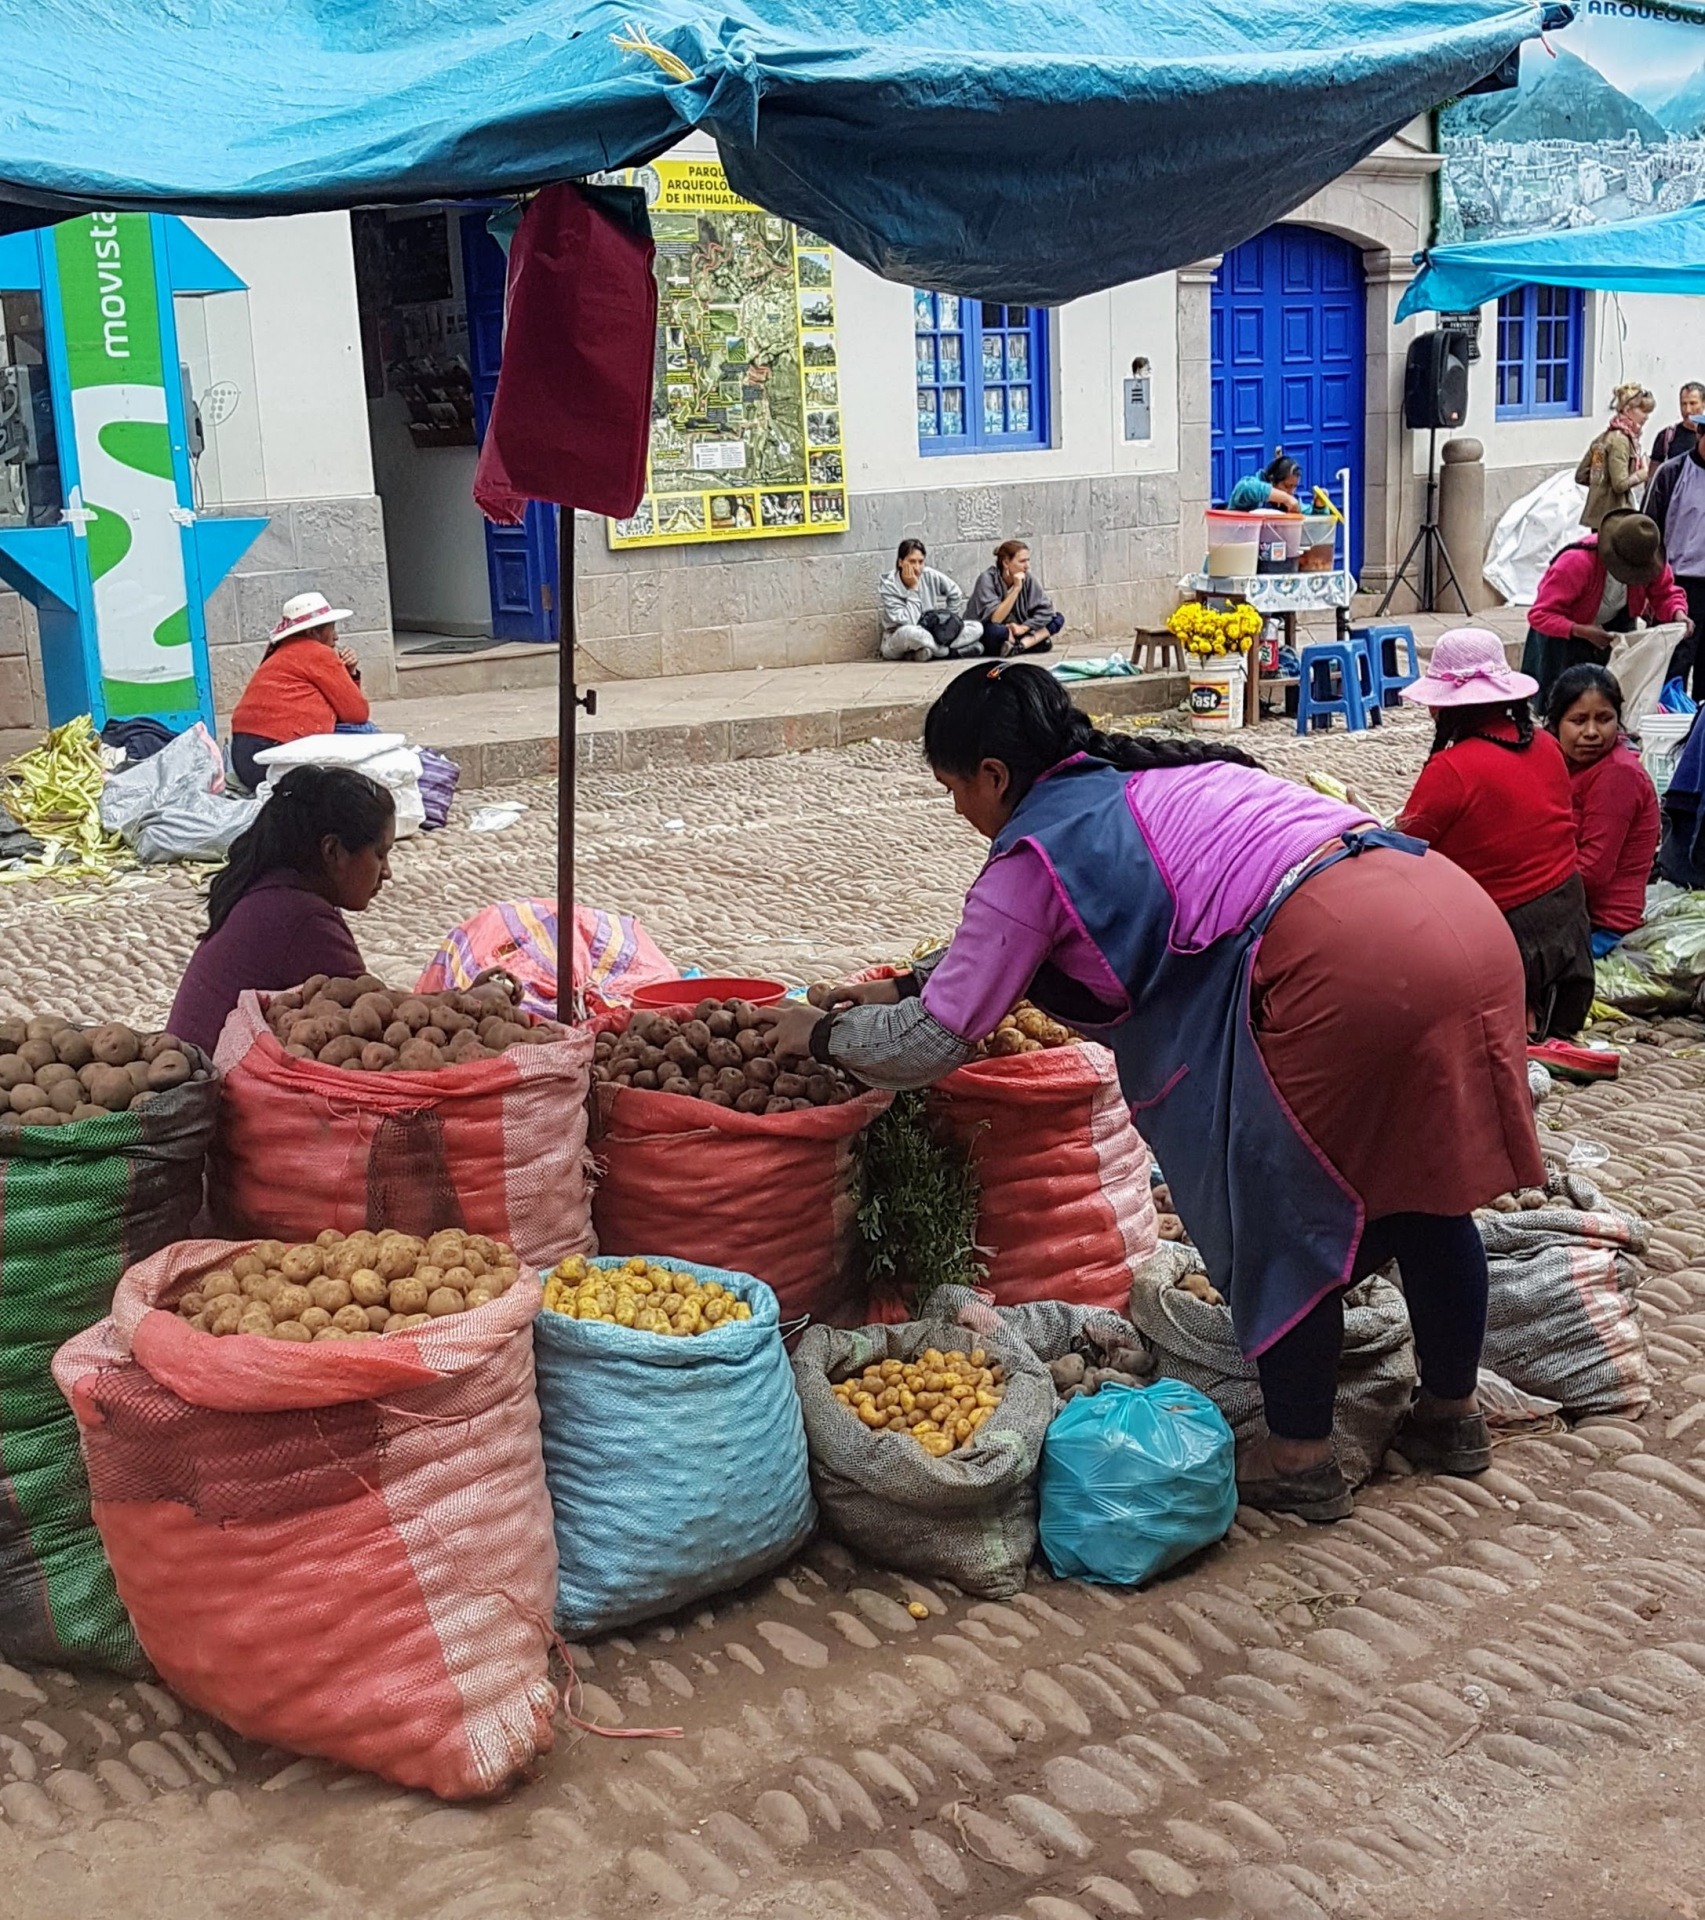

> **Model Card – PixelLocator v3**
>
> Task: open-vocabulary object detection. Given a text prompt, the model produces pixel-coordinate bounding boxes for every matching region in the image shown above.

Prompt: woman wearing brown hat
[1522,511,1689,711]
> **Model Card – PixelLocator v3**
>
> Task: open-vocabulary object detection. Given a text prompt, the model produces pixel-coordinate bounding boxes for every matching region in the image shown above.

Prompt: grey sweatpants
[880,620,984,661]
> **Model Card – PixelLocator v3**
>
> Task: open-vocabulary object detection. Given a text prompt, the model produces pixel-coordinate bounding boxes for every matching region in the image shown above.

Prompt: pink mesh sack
[53,1239,559,1800]
[211,992,595,1273]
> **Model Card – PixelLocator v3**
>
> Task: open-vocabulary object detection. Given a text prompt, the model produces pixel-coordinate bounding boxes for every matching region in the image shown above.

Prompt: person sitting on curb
[877,540,1005,661]
[967,540,1064,656]
[1521,512,1690,713]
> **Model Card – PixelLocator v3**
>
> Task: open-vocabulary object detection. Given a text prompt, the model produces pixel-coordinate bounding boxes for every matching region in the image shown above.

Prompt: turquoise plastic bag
[535,1256,815,1635]
[1038,1379,1236,1586]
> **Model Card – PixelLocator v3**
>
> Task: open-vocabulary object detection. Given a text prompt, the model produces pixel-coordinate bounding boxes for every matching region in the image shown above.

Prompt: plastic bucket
[1637,711,1696,798]
[1189,657,1247,732]
[1204,509,1263,579]
[1253,513,1302,574]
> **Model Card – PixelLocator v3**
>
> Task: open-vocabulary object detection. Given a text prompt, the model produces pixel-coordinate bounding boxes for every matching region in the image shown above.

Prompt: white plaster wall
[368,400,490,633]
[183,212,374,502]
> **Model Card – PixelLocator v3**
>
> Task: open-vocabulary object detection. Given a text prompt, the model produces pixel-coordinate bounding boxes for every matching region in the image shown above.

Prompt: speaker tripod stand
[1376,426,1471,618]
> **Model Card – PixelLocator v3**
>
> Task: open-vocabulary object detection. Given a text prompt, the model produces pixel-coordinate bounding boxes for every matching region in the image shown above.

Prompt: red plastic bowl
[628,975,789,1011]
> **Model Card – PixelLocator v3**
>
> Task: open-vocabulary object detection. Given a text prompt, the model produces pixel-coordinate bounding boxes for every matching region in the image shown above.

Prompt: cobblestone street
[4,708,1705,1920]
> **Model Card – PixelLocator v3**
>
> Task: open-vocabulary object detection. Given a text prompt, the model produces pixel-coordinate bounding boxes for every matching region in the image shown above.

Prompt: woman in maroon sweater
[169,766,395,1055]
[1398,630,1593,1040]
[1546,663,1660,955]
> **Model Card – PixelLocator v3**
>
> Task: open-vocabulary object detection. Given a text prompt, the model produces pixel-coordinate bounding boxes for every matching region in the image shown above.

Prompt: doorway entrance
[1210,224,1365,574]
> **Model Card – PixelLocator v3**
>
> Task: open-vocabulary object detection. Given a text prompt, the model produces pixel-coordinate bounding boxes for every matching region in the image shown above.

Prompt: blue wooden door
[1210,225,1364,574]
[460,211,559,643]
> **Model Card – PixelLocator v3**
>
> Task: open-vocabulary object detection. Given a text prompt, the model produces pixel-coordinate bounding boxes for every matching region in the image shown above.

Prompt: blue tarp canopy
[7,0,1553,303]
[1398,197,1705,321]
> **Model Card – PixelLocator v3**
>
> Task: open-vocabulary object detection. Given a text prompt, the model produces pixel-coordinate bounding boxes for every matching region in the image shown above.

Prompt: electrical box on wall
[1123,358,1152,442]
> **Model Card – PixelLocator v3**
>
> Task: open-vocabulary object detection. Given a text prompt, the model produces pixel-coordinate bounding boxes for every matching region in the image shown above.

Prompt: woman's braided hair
[922,660,1257,806]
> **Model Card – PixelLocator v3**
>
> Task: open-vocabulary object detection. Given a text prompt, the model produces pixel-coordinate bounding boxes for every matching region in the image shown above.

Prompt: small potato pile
[1047,1347,1154,1402]
[1485,1187,1577,1215]
[975,1000,1081,1059]
[0,1017,202,1128]
[265,975,558,1074]
[831,1346,1005,1458]
[176,1227,520,1341]
[543,1254,753,1336]
[593,999,859,1112]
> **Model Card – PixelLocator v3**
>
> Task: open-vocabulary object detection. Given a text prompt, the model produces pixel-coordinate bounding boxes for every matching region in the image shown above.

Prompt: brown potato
[773,1072,806,1099]
[359,1042,399,1072]
[82,1065,134,1112]
[53,1030,94,1069]
[278,1244,322,1282]
[332,1304,370,1333]
[707,1010,737,1040]
[24,1017,62,1044]
[124,1061,152,1096]
[318,1035,364,1067]
[298,1307,333,1334]
[307,1275,353,1312]
[728,999,758,1028]
[0,1055,30,1091]
[705,1038,742,1070]
[272,1321,312,1343]
[439,1265,475,1295]
[70,1103,107,1122]
[89,1024,141,1068]
[315,1229,345,1249]
[419,1026,449,1051]
[382,1021,413,1050]
[322,978,364,1008]
[425,1286,463,1317]
[735,1088,769,1114]
[347,1003,385,1041]
[286,1020,332,1056]
[46,1080,82,1115]
[146,1050,193,1091]
[9,1082,50,1113]
[764,1097,792,1114]
[313,1327,348,1341]
[396,1039,443,1072]
[745,1056,778,1086]
[33,1062,76,1089]
[299,974,330,1004]
[201,1270,241,1300]
[0,1018,24,1048]
[631,1070,659,1090]
[231,1252,267,1281]
[699,1089,735,1107]
[208,1301,244,1336]
[735,1028,765,1060]
[272,1284,313,1323]
[140,1032,185,1063]
[716,1066,747,1097]
[364,1304,391,1332]
[394,999,433,1032]
[387,1275,430,1315]
[17,1038,57,1073]
[23,1110,65,1127]
[349,1268,389,1307]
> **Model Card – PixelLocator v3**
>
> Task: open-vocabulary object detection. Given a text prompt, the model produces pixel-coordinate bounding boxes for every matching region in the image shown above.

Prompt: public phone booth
[0,213,267,731]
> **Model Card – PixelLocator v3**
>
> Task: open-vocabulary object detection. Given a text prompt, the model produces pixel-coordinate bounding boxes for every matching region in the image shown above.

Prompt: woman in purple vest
[765,664,1542,1522]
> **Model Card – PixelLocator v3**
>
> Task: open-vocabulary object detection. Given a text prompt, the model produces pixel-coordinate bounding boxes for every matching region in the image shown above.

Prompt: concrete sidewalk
[369,642,1187,785]
[366,609,1529,786]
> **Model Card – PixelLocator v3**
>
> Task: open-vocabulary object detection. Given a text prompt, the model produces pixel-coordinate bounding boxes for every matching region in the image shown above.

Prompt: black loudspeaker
[1403,329,1470,431]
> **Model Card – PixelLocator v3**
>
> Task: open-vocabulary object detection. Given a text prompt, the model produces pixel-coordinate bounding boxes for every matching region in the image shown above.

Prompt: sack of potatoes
[175,1226,523,1341]
[593,998,859,1113]
[263,974,561,1074]
[0,1015,210,1134]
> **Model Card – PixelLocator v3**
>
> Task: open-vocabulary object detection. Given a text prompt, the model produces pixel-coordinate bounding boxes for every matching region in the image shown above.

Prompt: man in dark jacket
[1648,381,1705,479]
[1643,431,1705,696]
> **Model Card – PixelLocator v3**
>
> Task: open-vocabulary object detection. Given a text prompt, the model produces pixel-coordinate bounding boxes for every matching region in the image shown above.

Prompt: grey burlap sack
[791,1317,1055,1598]
[1127,1245,1417,1487]
[1477,1169,1650,1418]
[913,1284,1152,1391]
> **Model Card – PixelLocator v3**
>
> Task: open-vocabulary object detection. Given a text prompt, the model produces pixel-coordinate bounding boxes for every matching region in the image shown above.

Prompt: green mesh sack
[0,1071,218,1672]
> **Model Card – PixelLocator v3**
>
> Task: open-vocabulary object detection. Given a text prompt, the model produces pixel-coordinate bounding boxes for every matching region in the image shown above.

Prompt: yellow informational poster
[607,159,848,548]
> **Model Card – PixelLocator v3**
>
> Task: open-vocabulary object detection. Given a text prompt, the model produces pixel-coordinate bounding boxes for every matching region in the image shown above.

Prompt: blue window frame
[915,293,1049,452]
[1495,284,1585,420]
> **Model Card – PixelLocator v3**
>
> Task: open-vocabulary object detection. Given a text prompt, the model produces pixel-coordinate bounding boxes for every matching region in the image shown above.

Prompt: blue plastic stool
[1295,640,1372,734]
[1355,624,1420,707]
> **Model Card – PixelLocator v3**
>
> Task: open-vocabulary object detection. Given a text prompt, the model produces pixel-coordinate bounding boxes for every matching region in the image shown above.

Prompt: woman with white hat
[1397,628,1593,1041]
[229,590,370,791]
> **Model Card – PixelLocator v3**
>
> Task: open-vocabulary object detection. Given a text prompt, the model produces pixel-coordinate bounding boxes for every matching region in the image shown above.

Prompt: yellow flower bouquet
[1166,601,1264,658]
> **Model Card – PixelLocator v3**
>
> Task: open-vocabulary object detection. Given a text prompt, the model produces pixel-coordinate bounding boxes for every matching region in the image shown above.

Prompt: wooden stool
[1132,632,1186,674]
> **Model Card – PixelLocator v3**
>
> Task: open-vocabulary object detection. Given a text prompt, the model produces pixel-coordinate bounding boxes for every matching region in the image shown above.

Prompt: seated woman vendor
[763,662,1542,1525]
[1225,453,1303,513]
[1396,630,1592,1042]
[229,591,373,791]
[1546,664,1660,958]
[168,766,395,1055]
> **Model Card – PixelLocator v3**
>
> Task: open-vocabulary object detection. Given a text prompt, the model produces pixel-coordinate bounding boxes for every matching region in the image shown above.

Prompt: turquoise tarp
[1398,197,1705,321]
[4,0,1555,303]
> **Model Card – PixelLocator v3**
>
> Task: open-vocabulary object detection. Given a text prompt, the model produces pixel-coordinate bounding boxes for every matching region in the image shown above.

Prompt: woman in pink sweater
[1521,513,1689,711]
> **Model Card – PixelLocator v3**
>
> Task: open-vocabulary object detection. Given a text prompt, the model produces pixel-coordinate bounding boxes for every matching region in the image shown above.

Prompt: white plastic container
[1189,656,1247,731]
[1637,710,1695,798]
[1203,509,1264,579]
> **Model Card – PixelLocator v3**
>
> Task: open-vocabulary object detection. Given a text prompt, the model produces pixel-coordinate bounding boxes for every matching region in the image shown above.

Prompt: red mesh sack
[211,993,595,1272]
[925,1044,1157,1311]
[52,1239,558,1800]
[590,1075,890,1327]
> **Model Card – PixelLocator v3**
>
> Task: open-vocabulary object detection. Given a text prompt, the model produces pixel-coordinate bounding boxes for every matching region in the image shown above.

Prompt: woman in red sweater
[229,591,371,791]
[1545,663,1660,955]
[1398,629,1593,1040]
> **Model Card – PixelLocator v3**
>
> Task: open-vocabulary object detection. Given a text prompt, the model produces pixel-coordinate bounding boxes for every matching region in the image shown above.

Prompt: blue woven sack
[1038,1378,1236,1586]
[535,1256,815,1636]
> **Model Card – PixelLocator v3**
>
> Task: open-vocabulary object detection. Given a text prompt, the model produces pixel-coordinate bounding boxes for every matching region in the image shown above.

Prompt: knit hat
[1400,627,1537,708]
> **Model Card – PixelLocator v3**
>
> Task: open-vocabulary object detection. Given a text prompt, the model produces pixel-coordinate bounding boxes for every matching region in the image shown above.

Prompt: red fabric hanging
[474,183,656,524]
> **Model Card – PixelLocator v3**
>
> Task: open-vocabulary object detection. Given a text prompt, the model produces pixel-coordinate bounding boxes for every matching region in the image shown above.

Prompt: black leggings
[1255,1212,1488,1441]
[230,732,280,793]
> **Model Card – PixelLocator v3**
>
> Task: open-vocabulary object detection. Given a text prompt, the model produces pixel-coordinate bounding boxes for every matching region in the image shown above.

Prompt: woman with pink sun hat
[1397,628,1593,1043]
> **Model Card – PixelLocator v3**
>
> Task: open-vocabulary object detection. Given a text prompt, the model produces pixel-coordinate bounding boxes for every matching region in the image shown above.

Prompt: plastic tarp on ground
[5,2,1551,303]
[1399,197,1705,323]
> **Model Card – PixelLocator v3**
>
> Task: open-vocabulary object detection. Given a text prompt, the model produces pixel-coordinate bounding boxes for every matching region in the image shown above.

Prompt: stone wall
[569,473,1184,682]
[0,492,392,750]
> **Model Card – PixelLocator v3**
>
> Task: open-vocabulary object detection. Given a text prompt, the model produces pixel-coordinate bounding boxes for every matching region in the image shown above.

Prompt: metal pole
[555,503,577,1024]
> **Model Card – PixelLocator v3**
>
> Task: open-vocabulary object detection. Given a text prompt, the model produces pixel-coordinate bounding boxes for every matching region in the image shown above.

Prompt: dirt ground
[2,704,1704,1920]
